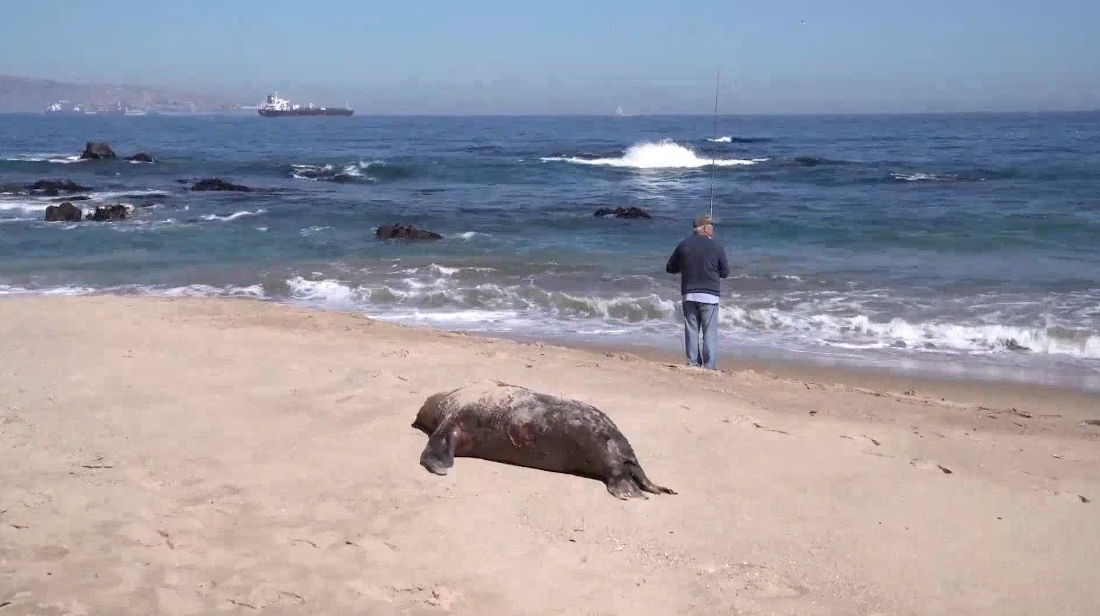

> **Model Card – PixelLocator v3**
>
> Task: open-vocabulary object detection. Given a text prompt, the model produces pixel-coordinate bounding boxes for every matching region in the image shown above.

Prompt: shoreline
[2,287,1096,395]
[361,315,1100,397]
[2,294,1098,615]
[554,335,1100,409]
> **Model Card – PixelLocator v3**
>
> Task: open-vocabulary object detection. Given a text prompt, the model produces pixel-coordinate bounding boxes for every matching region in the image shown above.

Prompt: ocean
[2,112,1099,391]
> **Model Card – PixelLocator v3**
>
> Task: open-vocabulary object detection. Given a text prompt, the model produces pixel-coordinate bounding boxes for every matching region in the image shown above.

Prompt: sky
[1,0,1098,114]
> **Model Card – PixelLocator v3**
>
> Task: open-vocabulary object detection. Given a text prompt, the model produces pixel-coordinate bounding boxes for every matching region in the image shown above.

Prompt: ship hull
[258,108,353,117]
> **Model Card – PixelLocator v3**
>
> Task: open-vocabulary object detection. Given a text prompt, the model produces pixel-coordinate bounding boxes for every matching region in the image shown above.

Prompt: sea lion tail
[626,460,677,495]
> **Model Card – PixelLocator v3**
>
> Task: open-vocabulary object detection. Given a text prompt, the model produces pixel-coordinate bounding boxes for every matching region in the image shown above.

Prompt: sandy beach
[1,295,1097,616]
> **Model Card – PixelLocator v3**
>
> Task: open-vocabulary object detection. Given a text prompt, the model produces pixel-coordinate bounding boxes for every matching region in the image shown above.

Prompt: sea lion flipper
[606,474,647,500]
[626,460,677,495]
[420,424,458,476]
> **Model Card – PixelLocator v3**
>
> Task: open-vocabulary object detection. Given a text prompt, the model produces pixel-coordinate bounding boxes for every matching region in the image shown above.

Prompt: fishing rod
[708,71,719,220]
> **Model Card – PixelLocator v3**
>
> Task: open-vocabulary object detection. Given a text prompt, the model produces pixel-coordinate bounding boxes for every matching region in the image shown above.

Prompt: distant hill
[0,75,239,113]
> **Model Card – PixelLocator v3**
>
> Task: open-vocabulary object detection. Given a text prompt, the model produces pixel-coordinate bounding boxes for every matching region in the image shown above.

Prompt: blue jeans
[682,301,719,369]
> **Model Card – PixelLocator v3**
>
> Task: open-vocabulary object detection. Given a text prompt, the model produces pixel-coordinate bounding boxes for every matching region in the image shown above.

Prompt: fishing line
[708,72,719,220]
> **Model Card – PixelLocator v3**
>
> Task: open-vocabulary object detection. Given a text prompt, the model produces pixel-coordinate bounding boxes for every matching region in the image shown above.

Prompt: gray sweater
[665,235,731,297]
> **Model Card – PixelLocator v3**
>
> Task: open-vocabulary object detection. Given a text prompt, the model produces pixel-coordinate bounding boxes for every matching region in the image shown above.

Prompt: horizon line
[2,109,1098,118]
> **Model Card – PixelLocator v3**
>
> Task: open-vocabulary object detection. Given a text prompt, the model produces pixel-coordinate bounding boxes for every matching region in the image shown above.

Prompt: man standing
[665,213,730,369]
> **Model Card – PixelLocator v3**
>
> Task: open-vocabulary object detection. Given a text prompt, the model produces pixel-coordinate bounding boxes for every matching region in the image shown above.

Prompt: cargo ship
[257,93,353,117]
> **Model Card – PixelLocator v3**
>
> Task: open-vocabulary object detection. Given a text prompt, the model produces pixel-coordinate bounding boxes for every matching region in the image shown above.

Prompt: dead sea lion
[412,381,676,499]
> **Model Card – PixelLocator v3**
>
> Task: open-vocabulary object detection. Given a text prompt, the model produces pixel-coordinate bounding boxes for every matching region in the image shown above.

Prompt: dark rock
[594,206,652,219]
[44,201,83,222]
[27,179,90,193]
[191,178,253,192]
[80,141,117,160]
[126,152,155,163]
[89,204,128,221]
[376,223,444,241]
[54,195,91,201]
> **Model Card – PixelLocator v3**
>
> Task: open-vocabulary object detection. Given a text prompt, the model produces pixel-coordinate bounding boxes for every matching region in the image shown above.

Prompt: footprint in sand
[347,583,461,610]
[695,562,805,601]
[910,459,954,474]
[1055,490,1091,504]
[393,585,462,610]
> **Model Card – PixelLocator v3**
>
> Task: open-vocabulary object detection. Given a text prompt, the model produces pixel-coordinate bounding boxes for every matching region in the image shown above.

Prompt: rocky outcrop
[376,223,444,240]
[191,178,253,192]
[594,206,652,219]
[44,201,83,222]
[27,179,90,195]
[126,152,155,163]
[80,141,117,160]
[89,204,129,221]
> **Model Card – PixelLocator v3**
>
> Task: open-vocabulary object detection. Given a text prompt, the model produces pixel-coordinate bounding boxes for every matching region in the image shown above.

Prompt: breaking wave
[890,172,985,183]
[706,136,771,144]
[541,140,767,169]
[277,273,1100,361]
[5,274,1098,369]
[290,160,410,182]
[0,283,265,299]
[199,209,266,222]
[0,153,83,164]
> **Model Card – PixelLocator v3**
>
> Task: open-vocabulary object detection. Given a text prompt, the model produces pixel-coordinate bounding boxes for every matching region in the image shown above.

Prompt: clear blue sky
[2,0,1098,114]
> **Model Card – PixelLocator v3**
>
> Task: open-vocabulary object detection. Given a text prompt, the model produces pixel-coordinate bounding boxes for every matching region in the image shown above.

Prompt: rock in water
[594,206,652,219]
[80,141,117,160]
[27,179,90,194]
[89,204,128,221]
[126,152,155,163]
[44,201,83,222]
[190,178,253,192]
[376,223,444,240]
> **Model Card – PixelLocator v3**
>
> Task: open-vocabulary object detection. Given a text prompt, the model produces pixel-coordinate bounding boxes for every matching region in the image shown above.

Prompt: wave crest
[199,209,266,222]
[290,160,410,183]
[542,140,767,169]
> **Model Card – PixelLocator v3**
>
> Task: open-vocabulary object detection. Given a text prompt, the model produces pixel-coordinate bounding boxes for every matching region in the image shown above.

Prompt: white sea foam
[200,209,267,222]
[4,272,1098,366]
[286,276,366,309]
[290,160,382,181]
[0,284,96,296]
[0,198,47,213]
[890,172,980,182]
[719,307,1100,359]
[284,273,1100,361]
[707,136,733,143]
[2,153,83,164]
[541,140,767,169]
[456,231,489,240]
[155,284,266,299]
[395,264,496,277]
[0,191,163,215]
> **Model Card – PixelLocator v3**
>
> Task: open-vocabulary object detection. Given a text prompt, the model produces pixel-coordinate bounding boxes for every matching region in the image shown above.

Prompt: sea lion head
[411,389,455,434]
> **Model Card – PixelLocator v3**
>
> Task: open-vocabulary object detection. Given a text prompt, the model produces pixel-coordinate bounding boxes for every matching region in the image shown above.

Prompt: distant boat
[257,93,353,117]
[44,101,82,115]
